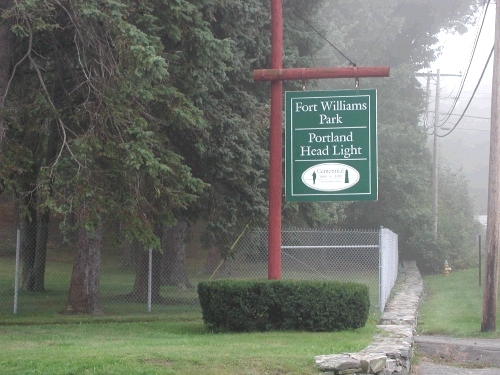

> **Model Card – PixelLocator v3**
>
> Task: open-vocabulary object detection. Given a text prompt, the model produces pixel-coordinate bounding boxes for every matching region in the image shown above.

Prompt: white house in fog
[476,215,487,227]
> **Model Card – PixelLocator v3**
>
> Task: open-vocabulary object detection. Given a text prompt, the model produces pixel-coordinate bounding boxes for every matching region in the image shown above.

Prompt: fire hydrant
[443,260,451,276]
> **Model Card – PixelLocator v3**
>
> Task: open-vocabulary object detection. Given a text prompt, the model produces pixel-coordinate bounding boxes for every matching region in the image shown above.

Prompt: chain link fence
[222,227,398,311]
[0,221,398,320]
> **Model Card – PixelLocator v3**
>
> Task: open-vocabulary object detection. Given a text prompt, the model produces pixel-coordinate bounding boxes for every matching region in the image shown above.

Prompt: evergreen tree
[1,0,206,313]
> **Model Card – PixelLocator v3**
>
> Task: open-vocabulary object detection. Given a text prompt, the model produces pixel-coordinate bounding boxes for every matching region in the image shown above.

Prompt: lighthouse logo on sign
[302,163,360,191]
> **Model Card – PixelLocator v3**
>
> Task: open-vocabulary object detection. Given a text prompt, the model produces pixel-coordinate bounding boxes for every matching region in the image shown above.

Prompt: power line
[439,45,494,137]
[439,3,488,100]
[439,0,491,126]
[450,96,492,100]
[283,2,357,66]
[439,112,490,120]
[436,2,489,121]
[360,0,407,64]
[415,71,462,133]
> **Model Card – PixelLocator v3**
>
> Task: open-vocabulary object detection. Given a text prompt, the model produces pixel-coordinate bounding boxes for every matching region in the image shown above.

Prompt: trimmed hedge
[197,280,370,332]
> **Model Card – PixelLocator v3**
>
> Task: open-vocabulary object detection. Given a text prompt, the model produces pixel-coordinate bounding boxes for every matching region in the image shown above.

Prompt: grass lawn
[0,311,379,375]
[0,242,382,374]
[417,267,500,338]
[0,244,382,374]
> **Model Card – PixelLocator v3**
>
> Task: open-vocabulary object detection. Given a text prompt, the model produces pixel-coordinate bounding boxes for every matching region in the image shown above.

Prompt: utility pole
[482,0,500,333]
[433,69,440,242]
[416,70,460,242]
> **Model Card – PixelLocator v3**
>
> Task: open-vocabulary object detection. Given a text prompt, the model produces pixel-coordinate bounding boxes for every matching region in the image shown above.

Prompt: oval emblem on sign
[301,163,360,191]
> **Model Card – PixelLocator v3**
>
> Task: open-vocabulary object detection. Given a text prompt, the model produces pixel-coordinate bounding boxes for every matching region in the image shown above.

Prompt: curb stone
[414,336,500,368]
[315,261,423,375]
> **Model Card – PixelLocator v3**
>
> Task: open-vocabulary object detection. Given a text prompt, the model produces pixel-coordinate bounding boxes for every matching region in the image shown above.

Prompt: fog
[420,4,495,214]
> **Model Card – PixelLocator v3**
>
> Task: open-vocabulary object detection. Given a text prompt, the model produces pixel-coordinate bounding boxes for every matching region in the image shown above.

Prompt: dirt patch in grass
[142,358,174,367]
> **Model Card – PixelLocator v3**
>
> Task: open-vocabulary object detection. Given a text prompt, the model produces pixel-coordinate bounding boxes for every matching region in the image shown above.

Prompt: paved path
[415,336,500,366]
[413,361,500,375]
[412,324,500,374]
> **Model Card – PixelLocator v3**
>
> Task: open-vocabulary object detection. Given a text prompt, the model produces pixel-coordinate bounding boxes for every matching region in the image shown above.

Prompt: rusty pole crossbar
[253,66,390,82]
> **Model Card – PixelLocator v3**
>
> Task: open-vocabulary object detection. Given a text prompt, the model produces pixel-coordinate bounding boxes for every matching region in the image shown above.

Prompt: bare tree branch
[0,0,14,146]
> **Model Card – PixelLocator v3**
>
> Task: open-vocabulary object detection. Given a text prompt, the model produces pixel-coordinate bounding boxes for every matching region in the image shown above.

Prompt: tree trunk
[129,247,163,303]
[64,217,103,315]
[20,201,37,291]
[161,219,193,290]
[121,238,137,269]
[30,120,58,292]
[31,207,49,292]
[201,245,231,277]
[128,224,164,303]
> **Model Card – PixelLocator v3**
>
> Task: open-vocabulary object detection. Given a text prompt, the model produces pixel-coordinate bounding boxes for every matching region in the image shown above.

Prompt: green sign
[285,89,378,202]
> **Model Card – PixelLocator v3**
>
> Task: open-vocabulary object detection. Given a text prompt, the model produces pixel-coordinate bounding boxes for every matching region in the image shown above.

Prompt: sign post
[255,1,389,280]
[285,89,378,202]
[267,0,283,280]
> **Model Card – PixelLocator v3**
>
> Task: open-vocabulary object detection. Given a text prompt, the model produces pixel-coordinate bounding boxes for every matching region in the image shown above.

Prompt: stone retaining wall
[315,261,423,375]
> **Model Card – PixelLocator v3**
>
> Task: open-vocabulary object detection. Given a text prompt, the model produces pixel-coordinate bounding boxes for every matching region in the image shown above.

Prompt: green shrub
[197,280,369,332]
[407,226,477,274]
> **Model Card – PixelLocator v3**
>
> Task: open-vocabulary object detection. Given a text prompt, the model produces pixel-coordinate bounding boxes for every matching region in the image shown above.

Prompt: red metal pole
[268,0,283,279]
[253,66,390,82]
